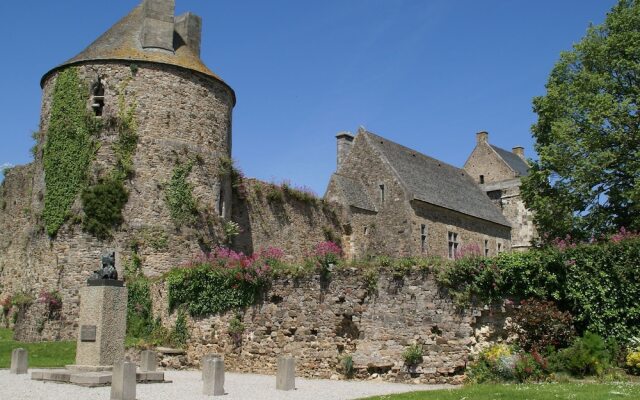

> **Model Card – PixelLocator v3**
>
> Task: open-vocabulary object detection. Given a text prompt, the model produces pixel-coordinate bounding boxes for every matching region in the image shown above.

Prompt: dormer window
[91,79,105,117]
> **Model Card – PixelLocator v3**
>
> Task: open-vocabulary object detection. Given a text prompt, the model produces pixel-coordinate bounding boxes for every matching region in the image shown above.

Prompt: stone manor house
[0,0,536,343]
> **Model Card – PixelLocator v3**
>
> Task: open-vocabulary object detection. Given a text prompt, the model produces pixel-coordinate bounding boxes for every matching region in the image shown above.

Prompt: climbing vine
[82,78,138,239]
[43,67,100,236]
[165,161,198,226]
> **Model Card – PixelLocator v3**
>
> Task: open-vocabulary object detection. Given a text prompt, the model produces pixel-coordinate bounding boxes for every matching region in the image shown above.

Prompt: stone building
[464,132,537,250]
[325,129,514,260]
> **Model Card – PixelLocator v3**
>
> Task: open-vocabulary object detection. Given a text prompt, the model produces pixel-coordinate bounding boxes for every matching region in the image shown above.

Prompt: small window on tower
[379,184,385,204]
[218,187,225,216]
[91,79,105,117]
[479,175,485,184]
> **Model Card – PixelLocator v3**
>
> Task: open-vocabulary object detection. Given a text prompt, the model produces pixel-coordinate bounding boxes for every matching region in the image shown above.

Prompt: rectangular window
[484,240,489,256]
[479,175,485,184]
[379,184,385,204]
[420,224,427,253]
[448,232,459,259]
[497,242,503,253]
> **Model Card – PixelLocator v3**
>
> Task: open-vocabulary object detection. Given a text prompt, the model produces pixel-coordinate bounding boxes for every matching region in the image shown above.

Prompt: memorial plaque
[80,325,97,342]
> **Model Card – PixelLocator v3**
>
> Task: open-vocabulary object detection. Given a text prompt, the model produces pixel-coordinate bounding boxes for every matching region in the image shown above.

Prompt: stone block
[175,13,202,56]
[201,353,221,380]
[140,350,157,372]
[203,358,225,396]
[10,348,28,374]
[143,0,175,22]
[136,371,165,382]
[276,356,295,391]
[31,369,71,382]
[110,361,136,400]
[71,372,112,386]
[141,18,175,51]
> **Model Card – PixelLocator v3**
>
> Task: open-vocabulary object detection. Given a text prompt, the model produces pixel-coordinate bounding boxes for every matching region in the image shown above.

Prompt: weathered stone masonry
[147,269,508,384]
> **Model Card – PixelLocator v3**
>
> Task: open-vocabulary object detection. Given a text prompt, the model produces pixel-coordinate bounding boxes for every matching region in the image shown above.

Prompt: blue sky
[0,0,617,194]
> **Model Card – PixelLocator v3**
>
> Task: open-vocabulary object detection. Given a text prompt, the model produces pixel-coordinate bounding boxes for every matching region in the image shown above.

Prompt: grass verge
[359,382,640,400]
[0,328,76,368]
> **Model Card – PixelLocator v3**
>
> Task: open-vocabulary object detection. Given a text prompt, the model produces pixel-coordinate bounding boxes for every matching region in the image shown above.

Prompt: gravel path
[0,370,456,400]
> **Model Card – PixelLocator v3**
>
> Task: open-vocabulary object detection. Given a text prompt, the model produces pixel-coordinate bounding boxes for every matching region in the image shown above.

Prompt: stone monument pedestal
[71,280,127,370]
[31,279,167,387]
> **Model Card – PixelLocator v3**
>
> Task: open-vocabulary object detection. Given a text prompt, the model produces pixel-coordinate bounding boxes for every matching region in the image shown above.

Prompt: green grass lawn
[360,383,640,400]
[0,328,76,368]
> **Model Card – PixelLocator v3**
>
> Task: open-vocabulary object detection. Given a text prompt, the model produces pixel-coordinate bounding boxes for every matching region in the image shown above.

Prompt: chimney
[175,13,202,56]
[141,0,176,52]
[336,131,354,171]
[476,131,489,144]
[512,146,525,159]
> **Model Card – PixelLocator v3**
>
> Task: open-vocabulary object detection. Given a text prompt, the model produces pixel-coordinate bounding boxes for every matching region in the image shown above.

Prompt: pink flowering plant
[310,241,343,278]
[167,247,274,317]
[38,290,62,318]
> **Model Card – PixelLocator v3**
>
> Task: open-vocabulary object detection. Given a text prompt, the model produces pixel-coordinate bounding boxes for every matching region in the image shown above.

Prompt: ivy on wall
[82,78,138,239]
[165,161,198,226]
[43,67,99,236]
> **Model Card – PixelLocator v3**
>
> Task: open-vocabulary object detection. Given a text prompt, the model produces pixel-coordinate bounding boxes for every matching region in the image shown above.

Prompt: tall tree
[522,0,640,242]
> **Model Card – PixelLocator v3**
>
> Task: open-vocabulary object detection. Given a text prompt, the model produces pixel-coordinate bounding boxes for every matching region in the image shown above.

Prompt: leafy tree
[522,0,640,242]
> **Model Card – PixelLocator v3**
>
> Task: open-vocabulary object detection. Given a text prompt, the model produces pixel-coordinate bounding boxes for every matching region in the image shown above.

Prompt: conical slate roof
[41,4,229,91]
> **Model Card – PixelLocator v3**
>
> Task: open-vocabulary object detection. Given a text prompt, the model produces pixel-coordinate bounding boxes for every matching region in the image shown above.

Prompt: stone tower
[0,0,235,340]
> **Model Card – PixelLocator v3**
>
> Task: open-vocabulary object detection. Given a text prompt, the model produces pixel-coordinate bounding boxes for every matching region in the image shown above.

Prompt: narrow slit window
[497,242,503,254]
[479,175,485,184]
[420,224,427,253]
[484,240,489,256]
[218,187,225,216]
[448,232,459,259]
[91,79,105,117]
[379,184,385,204]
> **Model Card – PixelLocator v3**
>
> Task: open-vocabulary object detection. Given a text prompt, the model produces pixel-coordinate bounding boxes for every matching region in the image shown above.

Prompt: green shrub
[171,308,189,348]
[402,343,423,367]
[166,250,267,317]
[81,177,128,240]
[435,237,640,342]
[514,353,546,382]
[341,355,355,378]
[552,332,613,377]
[126,276,153,340]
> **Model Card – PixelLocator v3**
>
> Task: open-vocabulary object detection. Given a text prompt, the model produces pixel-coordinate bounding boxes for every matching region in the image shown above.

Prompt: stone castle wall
[148,269,511,384]
[0,61,235,341]
[232,178,344,258]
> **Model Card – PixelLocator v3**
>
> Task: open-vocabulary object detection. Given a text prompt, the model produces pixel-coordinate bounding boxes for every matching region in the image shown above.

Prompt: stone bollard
[140,350,157,372]
[10,348,28,374]
[110,361,136,400]
[201,354,221,381]
[276,356,295,391]
[203,358,225,396]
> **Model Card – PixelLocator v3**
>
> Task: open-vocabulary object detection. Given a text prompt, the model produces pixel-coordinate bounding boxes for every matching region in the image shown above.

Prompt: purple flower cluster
[38,290,62,313]
[312,241,343,258]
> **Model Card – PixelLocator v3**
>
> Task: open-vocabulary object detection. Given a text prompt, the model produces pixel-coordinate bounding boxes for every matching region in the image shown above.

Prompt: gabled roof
[363,131,511,227]
[490,145,529,177]
[328,173,377,212]
[41,3,233,100]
